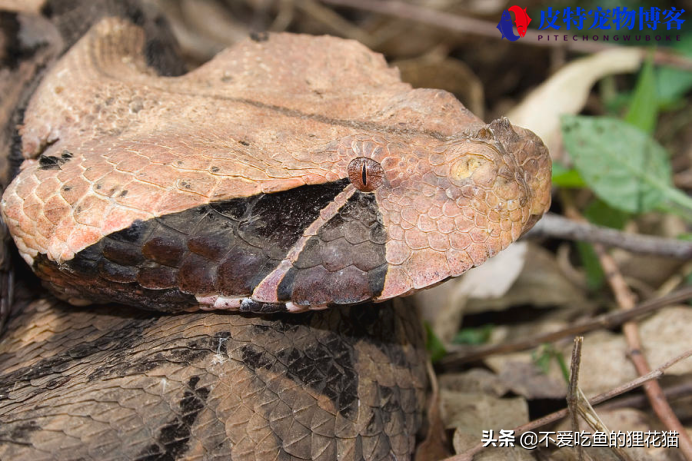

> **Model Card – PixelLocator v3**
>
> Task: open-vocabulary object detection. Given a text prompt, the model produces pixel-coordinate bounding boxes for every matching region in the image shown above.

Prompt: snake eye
[347,157,385,192]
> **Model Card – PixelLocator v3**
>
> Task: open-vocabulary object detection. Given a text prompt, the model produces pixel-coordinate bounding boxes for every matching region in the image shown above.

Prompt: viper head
[323,118,551,304]
[3,19,551,314]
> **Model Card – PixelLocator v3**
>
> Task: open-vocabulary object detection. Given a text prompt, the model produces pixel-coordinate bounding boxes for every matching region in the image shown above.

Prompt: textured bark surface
[0,296,427,460]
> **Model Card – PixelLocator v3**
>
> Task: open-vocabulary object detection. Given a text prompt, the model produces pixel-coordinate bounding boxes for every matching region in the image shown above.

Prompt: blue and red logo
[496,6,532,41]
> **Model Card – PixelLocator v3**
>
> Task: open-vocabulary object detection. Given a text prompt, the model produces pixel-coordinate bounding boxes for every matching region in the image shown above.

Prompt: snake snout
[472,118,552,235]
[495,121,552,235]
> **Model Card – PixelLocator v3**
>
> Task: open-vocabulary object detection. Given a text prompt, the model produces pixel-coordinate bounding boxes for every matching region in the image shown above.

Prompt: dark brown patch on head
[277,192,387,305]
[41,180,349,311]
[137,265,178,289]
[97,259,138,283]
[178,253,216,294]
[142,233,186,267]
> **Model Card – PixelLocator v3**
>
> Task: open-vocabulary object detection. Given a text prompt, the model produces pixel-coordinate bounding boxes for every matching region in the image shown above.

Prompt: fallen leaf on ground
[555,407,674,461]
[485,352,567,399]
[441,391,528,434]
[465,244,594,314]
[639,306,692,375]
[438,368,509,397]
[453,431,536,461]
[560,307,691,396]
[417,242,528,343]
[506,48,641,154]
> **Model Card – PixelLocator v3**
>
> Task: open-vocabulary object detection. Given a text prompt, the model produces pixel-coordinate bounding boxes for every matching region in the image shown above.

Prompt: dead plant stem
[447,349,691,460]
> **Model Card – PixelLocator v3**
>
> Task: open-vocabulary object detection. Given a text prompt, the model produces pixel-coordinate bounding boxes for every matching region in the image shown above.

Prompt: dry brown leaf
[639,306,692,375]
[505,48,642,155]
[438,368,509,397]
[418,242,528,343]
[485,353,567,400]
[0,0,45,13]
[550,446,620,461]
[453,431,536,461]
[465,244,594,314]
[415,362,451,461]
[562,308,692,396]
[563,330,635,397]
[614,251,685,290]
[555,408,675,461]
[441,390,528,434]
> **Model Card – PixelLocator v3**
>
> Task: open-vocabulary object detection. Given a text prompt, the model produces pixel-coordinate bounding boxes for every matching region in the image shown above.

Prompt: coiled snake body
[0,1,551,459]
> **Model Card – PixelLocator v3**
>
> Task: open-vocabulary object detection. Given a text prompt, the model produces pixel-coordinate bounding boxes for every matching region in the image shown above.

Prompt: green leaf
[655,31,691,110]
[552,163,587,188]
[672,31,692,56]
[584,199,630,230]
[452,324,494,345]
[555,349,570,384]
[625,54,657,134]
[577,241,604,290]
[655,66,692,110]
[532,344,570,383]
[580,198,644,294]
[424,322,447,363]
[532,344,553,375]
[561,115,691,214]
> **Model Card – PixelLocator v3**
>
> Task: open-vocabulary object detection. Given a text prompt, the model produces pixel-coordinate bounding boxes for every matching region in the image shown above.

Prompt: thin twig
[570,338,630,460]
[525,213,692,259]
[321,0,692,70]
[447,349,692,461]
[567,337,583,460]
[596,243,692,459]
[597,380,691,412]
[562,200,693,460]
[415,360,452,459]
[297,0,375,46]
[576,387,630,460]
[438,287,691,369]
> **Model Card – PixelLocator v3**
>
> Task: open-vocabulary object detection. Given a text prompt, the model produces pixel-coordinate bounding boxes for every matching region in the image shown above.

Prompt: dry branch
[567,337,584,460]
[562,200,692,460]
[525,213,692,259]
[598,380,691,412]
[438,287,691,370]
[570,337,631,460]
[447,349,692,461]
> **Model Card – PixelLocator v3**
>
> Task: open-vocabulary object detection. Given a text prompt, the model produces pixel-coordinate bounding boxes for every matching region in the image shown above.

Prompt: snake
[0,0,552,460]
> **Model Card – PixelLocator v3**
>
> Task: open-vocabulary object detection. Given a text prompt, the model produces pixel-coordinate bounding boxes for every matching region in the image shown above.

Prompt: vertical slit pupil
[361,164,368,186]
